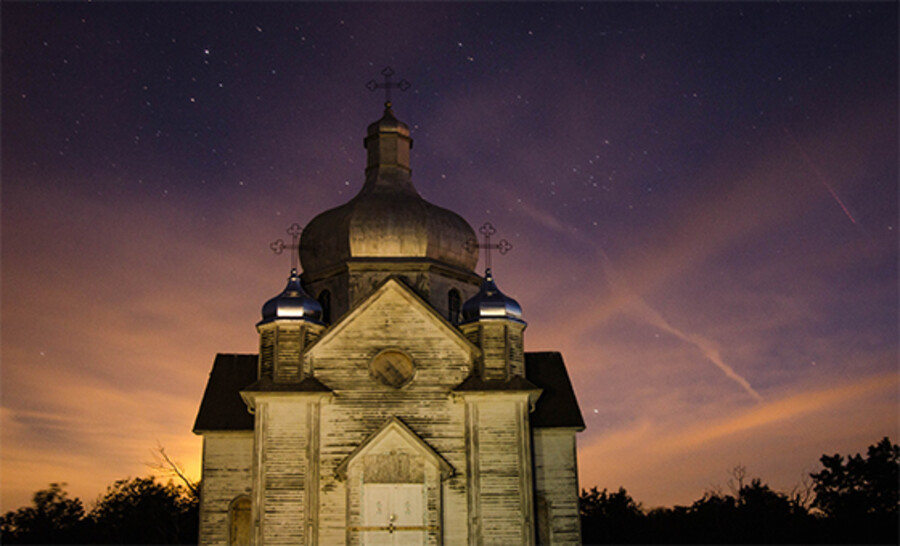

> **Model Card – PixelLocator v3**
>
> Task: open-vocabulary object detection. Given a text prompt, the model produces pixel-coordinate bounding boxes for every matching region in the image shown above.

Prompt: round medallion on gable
[369,349,415,388]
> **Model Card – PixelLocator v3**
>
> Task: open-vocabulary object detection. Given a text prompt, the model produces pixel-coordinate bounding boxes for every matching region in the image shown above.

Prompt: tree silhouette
[0,478,197,545]
[0,483,89,544]
[90,476,198,544]
[580,486,645,543]
[810,436,899,543]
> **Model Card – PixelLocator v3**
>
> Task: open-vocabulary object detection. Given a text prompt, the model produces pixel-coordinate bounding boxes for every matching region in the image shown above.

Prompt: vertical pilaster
[465,401,481,545]
[251,403,268,545]
[517,399,535,545]
[306,399,320,545]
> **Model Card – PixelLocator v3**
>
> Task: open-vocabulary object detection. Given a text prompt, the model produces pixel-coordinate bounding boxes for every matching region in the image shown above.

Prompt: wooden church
[193,87,585,545]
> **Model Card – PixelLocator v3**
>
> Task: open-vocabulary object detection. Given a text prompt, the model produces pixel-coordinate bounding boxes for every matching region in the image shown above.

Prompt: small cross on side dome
[464,221,513,273]
[269,222,303,271]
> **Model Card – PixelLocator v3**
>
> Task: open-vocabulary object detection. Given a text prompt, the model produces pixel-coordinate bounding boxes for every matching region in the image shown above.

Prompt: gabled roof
[193,354,256,433]
[305,275,478,358]
[525,352,585,430]
[193,351,585,432]
[334,417,454,480]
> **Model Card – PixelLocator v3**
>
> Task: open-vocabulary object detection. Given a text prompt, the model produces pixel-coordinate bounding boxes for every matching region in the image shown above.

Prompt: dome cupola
[259,268,323,325]
[461,268,524,324]
[364,105,412,174]
[299,104,479,274]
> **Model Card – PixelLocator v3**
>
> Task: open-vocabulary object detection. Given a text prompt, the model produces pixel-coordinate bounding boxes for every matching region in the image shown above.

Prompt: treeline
[581,437,899,544]
[2,438,897,544]
[0,476,197,544]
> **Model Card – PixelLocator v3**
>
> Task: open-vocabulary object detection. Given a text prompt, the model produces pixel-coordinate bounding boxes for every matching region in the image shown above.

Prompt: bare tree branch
[146,442,198,497]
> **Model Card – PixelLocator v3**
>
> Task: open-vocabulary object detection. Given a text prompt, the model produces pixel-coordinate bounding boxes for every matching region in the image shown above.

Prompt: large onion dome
[299,105,478,275]
[461,268,524,323]
[259,268,323,325]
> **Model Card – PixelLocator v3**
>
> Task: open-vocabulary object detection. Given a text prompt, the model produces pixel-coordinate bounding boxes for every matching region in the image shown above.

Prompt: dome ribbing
[299,105,478,275]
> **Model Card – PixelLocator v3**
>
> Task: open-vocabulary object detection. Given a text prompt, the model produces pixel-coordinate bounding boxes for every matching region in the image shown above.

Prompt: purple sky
[2,2,897,512]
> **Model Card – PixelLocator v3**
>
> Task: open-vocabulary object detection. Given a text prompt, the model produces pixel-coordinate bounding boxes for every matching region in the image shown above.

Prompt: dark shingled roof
[193,354,256,432]
[242,375,332,393]
[453,374,541,392]
[525,352,586,430]
[193,351,584,432]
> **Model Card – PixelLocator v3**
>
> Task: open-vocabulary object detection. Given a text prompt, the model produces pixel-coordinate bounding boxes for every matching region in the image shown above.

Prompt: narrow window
[229,496,251,546]
[448,289,461,325]
[318,290,332,324]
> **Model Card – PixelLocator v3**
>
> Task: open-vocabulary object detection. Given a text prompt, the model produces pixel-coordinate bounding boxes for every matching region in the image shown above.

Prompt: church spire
[364,102,414,178]
[459,268,527,381]
[363,68,415,193]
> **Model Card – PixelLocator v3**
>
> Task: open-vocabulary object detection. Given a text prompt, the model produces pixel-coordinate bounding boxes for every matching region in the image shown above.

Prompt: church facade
[193,101,584,545]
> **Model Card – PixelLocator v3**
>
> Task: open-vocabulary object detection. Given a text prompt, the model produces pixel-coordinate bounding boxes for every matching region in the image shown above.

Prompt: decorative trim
[334,417,454,480]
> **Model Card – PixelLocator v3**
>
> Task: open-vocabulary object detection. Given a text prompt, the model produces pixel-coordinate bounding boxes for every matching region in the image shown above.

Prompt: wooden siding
[198,432,254,546]
[308,281,473,392]
[317,394,468,544]
[460,321,525,381]
[466,397,535,545]
[532,429,582,545]
[273,326,301,382]
[197,274,581,545]
[303,263,481,326]
[259,399,317,544]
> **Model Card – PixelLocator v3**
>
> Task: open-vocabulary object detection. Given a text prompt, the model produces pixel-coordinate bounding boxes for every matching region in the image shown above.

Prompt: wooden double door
[362,484,427,545]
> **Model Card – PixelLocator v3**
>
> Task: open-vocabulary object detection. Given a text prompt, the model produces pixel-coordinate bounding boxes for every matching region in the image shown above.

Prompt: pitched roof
[525,352,586,430]
[305,275,477,358]
[192,354,256,432]
[242,375,332,393]
[453,374,541,392]
[193,351,584,432]
[334,417,454,480]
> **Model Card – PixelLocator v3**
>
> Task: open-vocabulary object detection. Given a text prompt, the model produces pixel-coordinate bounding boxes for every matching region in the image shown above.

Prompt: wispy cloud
[498,185,763,402]
[597,250,763,402]
[578,371,899,506]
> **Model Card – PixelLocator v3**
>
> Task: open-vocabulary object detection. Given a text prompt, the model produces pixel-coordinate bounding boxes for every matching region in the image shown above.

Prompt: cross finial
[366,67,411,109]
[465,222,512,272]
[270,222,303,271]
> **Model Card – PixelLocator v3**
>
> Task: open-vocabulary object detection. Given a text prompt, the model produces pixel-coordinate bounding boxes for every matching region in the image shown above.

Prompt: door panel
[362,484,425,546]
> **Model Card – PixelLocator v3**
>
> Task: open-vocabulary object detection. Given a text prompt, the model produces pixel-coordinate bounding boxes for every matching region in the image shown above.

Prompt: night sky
[2,2,897,512]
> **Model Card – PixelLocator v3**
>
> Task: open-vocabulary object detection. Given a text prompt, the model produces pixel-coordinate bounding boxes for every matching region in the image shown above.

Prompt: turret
[364,103,413,178]
[459,268,526,381]
[256,268,325,382]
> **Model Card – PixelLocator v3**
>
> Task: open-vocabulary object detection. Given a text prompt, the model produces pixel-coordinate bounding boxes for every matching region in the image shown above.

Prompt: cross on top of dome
[366,67,411,109]
[465,222,513,272]
[270,222,303,271]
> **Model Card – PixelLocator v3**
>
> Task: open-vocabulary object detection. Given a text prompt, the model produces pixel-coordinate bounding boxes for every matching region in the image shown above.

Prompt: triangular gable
[306,276,478,358]
[334,417,454,480]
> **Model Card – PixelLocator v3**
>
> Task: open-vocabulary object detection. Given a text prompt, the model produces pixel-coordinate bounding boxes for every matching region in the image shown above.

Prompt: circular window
[369,349,415,388]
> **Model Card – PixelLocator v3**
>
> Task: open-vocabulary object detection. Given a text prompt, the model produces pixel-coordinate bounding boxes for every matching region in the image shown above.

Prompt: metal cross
[270,222,303,271]
[465,222,512,271]
[366,67,411,108]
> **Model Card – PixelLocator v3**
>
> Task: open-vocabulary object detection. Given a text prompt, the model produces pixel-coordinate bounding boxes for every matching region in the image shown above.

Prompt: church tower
[298,103,483,323]
[194,89,584,545]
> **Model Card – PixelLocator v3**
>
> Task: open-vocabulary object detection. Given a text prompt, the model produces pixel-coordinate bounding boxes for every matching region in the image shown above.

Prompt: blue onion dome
[259,268,323,325]
[461,269,524,324]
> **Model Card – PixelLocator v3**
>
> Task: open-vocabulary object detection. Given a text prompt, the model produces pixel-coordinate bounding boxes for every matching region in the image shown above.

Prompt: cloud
[487,182,764,402]
[578,371,899,507]
[597,250,763,402]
